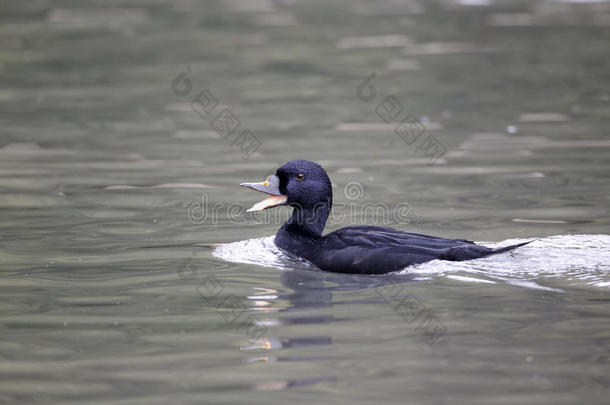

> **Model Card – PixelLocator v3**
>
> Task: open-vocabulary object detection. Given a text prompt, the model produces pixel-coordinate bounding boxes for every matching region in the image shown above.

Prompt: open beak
[240,175,288,212]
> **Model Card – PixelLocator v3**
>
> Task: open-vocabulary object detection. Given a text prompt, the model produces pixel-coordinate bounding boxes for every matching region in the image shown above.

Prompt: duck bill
[245,194,288,212]
[240,175,287,212]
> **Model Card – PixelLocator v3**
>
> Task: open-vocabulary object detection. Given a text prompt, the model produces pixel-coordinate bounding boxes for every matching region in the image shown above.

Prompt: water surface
[1,0,609,404]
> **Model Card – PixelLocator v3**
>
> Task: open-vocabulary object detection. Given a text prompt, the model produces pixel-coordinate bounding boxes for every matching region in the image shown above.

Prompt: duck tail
[488,240,534,256]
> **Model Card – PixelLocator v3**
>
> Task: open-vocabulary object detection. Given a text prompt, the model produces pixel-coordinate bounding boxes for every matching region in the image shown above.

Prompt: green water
[1,0,609,404]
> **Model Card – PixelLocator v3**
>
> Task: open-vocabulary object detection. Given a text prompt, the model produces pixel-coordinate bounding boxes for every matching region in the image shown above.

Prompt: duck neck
[282,198,331,239]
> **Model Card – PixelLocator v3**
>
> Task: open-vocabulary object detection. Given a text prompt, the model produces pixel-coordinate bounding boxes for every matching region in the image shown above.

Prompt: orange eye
[296,173,305,181]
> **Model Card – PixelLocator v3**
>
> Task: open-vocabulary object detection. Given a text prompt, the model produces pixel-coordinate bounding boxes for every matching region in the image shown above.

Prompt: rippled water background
[1,0,609,404]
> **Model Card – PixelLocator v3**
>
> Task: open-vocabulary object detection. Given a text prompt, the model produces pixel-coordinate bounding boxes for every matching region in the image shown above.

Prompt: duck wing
[315,226,528,274]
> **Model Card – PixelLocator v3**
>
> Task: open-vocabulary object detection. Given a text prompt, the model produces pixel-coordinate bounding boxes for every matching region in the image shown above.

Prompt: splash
[213,234,610,290]
[213,236,314,271]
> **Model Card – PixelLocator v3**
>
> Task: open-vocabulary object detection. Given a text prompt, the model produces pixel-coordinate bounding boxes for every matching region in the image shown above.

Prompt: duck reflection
[247,268,418,329]
[242,268,417,365]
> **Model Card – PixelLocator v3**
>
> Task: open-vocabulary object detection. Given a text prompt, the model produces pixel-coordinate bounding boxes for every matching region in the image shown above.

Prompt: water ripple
[214,234,610,290]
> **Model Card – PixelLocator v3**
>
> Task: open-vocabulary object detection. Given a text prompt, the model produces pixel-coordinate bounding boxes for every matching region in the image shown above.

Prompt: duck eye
[295,173,305,181]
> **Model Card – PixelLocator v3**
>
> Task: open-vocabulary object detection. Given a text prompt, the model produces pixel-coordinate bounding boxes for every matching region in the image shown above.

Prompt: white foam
[213,236,314,271]
[213,234,610,290]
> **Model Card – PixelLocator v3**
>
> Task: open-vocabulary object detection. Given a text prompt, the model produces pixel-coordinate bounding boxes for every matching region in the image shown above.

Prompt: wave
[213,234,610,290]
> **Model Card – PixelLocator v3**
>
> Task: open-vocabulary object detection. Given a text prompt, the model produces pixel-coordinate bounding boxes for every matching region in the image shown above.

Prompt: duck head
[240,159,333,213]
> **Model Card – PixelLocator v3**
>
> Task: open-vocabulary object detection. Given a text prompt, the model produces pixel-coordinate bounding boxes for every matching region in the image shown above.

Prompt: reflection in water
[239,267,418,390]
[253,376,338,392]
[242,336,332,351]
